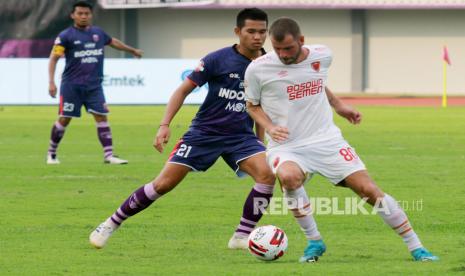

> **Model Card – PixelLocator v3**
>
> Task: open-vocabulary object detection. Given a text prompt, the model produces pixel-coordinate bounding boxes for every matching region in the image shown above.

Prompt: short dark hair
[72,1,93,13]
[269,17,301,42]
[236,8,268,29]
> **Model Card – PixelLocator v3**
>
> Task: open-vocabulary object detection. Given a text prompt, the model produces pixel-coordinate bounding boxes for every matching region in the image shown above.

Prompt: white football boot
[46,154,60,165]
[89,221,118,249]
[228,232,249,249]
[104,155,128,165]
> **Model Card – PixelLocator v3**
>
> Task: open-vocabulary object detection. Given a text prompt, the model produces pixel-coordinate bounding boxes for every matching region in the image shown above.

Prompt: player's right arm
[48,37,65,98]
[245,63,289,142]
[154,79,196,153]
[246,102,288,143]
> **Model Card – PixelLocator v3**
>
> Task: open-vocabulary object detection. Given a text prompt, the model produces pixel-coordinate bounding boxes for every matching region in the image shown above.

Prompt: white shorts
[267,137,366,184]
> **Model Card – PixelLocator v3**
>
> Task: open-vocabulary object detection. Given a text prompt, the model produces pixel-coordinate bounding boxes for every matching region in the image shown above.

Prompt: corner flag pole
[443,60,447,107]
[442,46,451,108]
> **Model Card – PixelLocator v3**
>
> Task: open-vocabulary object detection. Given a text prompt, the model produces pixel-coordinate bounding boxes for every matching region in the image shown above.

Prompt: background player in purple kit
[46,1,142,165]
[89,8,276,250]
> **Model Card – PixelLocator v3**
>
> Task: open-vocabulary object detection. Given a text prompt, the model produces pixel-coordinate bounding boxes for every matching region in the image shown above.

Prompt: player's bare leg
[342,170,438,261]
[47,116,72,164]
[89,163,191,249]
[92,113,127,164]
[229,153,275,249]
[277,161,325,263]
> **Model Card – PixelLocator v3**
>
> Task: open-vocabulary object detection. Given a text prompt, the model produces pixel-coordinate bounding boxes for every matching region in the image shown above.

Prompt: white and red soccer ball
[248,225,288,261]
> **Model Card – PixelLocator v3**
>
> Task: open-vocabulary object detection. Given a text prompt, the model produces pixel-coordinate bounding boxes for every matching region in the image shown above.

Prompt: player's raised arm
[109,38,143,58]
[325,86,362,125]
[154,79,197,153]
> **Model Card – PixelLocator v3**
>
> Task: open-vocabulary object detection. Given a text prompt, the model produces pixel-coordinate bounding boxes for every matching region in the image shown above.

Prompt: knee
[153,177,178,195]
[254,170,276,185]
[278,171,304,190]
[359,184,384,205]
[58,117,71,127]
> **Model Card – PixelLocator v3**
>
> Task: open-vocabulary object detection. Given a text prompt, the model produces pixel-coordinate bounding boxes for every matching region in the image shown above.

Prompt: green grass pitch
[0,105,464,275]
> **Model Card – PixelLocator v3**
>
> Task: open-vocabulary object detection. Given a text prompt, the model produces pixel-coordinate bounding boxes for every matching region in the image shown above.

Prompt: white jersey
[245,44,342,149]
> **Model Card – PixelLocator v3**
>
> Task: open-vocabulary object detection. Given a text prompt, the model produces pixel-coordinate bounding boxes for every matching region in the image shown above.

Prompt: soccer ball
[248,225,288,261]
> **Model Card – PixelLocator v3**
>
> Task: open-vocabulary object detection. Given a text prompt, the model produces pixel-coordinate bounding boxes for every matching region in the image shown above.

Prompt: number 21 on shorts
[339,147,358,161]
[176,144,192,158]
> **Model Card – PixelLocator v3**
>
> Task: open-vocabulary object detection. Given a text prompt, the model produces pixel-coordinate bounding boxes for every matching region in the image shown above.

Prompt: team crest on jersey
[311,61,320,72]
[194,60,205,72]
[93,34,99,42]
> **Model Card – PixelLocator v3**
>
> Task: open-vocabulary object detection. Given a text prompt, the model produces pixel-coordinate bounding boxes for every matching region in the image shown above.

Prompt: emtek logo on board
[103,75,145,86]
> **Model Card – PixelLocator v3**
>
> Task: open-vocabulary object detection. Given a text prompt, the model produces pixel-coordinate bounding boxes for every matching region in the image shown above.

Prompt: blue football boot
[411,247,439,261]
[299,239,326,263]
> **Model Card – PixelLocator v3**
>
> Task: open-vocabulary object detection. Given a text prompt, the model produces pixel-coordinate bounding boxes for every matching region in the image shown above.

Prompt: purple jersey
[187,45,263,136]
[54,26,112,85]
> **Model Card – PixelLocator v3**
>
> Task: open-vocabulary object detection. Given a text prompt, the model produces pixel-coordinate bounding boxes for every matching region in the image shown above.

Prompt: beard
[279,46,302,65]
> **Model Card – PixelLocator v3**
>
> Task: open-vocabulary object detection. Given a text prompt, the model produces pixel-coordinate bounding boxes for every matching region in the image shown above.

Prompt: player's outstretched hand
[335,104,362,125]
[267,125,289,143]
[154,125,170,153]
[132,49,143,58]
[49,82,57,98]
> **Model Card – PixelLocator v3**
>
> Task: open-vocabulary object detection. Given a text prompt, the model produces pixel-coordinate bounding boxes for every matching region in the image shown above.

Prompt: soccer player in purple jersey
[90,8,275,250]
[46,1,142,165]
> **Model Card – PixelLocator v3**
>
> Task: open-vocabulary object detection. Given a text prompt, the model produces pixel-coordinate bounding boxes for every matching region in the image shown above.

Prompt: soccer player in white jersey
[244,17,438,263]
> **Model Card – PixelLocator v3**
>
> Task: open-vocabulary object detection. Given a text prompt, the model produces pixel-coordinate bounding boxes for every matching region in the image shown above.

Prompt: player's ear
[234,26,241,36]
[299,35,304,44]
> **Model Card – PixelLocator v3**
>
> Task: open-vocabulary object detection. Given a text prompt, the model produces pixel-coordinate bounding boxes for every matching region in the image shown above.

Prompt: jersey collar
[232,44,266,61]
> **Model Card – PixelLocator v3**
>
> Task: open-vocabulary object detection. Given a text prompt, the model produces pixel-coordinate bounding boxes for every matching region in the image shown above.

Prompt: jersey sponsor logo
[229,73,240,79]
[311,61,320,72]
[81,57,98,63]
[74,48,103,58]
[286,79,323,100]
[225,101,246,112]
[218,88,245,100]
[73,40,82,45]
[84,42,96,48]
[92,34,99,42]
[277,70,288,78]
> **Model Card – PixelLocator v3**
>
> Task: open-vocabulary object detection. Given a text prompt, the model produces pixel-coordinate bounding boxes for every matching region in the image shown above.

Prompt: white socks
[284,186,321,240]
[377,194,422,251]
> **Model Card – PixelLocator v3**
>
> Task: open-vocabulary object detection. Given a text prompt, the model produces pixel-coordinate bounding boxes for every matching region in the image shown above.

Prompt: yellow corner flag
[442,46,451,108]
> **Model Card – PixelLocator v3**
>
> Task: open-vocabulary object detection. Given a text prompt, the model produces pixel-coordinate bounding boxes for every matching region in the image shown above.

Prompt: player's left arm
[109,38,143,58]
[325,86,362,125]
